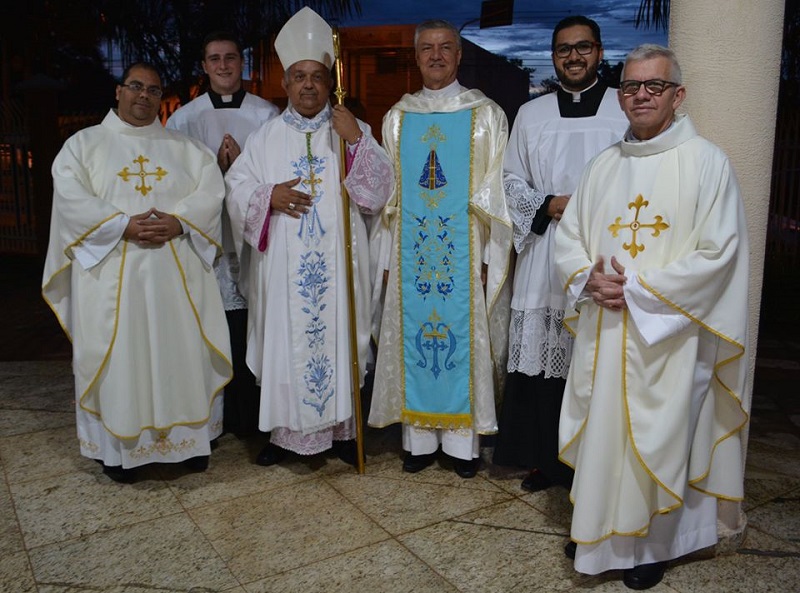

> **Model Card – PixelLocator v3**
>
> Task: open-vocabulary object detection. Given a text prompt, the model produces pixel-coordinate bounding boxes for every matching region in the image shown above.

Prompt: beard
[555,60,599,92]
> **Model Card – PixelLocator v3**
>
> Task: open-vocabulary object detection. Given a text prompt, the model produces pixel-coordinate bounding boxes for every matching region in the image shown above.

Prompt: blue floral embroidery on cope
[296,251,333,415]
[412,213,457,300]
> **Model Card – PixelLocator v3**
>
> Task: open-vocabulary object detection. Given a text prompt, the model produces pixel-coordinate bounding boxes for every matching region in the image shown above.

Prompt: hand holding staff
[332,27,366,474]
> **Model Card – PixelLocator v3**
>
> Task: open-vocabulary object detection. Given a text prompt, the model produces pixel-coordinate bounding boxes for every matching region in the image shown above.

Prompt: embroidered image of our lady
[397,110,475,429]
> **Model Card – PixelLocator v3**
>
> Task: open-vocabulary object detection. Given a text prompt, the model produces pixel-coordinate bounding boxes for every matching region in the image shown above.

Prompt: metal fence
[0,101,36,254]
[767,107,800,265]
[0,103,103,256]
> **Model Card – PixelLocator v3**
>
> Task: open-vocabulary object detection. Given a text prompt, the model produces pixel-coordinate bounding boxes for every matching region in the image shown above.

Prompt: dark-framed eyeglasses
[553,41,599,58]
[620,79,679,97]
[120,82,163,98]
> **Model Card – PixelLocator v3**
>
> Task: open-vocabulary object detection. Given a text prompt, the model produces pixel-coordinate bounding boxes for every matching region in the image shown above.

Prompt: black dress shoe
[622,561,668,590]
[183,455,209,472]
[333,440,360,467]
[402,452,436,473]
[454,457,479,478]
[521,469,552,492]
[564,540,577,559]
[256,443,288,466]
[102,464,136,484]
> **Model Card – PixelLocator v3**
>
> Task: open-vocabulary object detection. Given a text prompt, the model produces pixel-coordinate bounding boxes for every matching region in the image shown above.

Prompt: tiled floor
[1,355,799,593]
[2,256,800,592]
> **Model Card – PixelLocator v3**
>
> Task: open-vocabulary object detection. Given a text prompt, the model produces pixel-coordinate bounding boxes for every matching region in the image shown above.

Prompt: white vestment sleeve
[343,130,394,215]
[185,225,218,268]
[624,271,692,346]
[565,267,590,309]
[504,174,547,253]
[71,215,128,270]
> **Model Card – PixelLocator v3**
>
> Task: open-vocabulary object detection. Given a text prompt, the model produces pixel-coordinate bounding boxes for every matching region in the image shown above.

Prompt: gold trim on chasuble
[78,239,229,440]
[129,432,198,459]
[468,109,476,425]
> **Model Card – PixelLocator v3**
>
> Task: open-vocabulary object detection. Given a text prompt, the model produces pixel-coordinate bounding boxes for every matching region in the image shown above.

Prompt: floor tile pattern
[1,255,799,592]
[1,358,799,593]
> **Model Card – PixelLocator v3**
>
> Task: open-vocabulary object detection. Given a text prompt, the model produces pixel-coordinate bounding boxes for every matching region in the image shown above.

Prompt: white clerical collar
[621,114,696,157]
[421,79,462,99]
[561,78,599,103]
[625,118,677,143]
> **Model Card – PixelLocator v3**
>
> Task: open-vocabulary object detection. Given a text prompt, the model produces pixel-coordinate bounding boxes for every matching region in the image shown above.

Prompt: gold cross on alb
[608,194,669,258]
[117,155,168,196]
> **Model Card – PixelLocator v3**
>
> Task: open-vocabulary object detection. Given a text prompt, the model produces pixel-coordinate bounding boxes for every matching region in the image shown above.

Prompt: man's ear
[672,85,686,111]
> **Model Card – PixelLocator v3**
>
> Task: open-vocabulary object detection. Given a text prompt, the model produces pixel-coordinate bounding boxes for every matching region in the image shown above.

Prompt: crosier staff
[332,27,366,474]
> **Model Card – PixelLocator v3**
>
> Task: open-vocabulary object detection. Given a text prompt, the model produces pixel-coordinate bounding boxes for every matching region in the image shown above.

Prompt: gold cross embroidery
[306,167,319,199]
[608,194,669,258]
[421,190,445,209]
[117,155,168,196]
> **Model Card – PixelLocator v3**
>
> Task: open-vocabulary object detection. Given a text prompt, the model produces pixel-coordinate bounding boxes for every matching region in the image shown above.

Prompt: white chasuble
[554,114,749,562]
[42,110,232,468]
[226,105,392,437]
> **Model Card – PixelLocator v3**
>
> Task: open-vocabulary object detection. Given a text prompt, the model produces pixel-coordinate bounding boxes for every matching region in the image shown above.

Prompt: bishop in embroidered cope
[225,7,393,460]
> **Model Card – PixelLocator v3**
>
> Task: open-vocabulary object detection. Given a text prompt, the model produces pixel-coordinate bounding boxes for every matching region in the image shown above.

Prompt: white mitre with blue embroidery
[274,6,335,70]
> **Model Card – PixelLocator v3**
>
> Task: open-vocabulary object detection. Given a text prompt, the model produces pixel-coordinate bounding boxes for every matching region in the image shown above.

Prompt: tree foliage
[96,0,362,103]
[635,0,670,32]
[598,60,624,89]
[1,1,361,108]
[1,2,117,109]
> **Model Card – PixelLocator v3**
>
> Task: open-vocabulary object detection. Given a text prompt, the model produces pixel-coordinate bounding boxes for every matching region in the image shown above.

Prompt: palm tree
[635,0,670,31]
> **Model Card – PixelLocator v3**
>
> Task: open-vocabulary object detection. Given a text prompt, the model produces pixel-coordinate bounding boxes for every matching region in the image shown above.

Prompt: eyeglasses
[553,41,599,58]
[120,82,163,98]
[620,79,679,97]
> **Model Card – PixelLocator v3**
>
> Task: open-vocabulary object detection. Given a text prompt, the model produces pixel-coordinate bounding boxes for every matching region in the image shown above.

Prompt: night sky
[338,0,668,84]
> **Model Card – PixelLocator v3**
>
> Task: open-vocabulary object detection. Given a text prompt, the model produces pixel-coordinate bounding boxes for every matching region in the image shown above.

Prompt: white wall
[669,0,785,533]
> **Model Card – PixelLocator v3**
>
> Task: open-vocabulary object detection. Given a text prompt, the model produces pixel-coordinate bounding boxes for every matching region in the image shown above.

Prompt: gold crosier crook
[332,27,366,474]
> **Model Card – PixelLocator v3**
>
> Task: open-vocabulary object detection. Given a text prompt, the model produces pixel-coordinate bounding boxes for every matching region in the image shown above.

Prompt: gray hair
[622,44,683,84]
[414,20,461,49]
